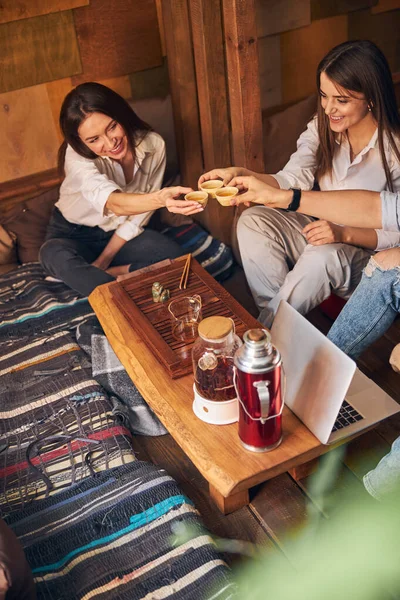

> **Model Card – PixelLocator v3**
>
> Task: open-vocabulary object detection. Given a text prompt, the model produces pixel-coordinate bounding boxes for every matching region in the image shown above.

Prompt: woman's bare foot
[106,265,130,277]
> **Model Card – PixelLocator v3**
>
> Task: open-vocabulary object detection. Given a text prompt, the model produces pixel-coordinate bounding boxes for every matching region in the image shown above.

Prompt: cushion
[128,95,179,186]
[0,226,17,266]
[2,186,59,263]
[262,94,318,174]
[164,223,235,282]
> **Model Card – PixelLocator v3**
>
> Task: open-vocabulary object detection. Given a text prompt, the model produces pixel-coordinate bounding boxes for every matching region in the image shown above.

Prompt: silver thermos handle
[253,380,270,422]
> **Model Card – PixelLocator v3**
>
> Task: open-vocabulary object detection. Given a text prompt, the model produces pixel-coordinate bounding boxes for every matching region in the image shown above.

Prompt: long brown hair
[316,40,400,191]
[57,82,152,176]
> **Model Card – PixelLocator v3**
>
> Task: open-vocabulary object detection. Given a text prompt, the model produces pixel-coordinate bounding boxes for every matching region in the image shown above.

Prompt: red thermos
[234,328,284,452]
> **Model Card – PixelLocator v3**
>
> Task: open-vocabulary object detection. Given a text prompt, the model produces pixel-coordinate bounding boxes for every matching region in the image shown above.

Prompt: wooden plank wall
[256,0,400,112]
[0,0,166,185]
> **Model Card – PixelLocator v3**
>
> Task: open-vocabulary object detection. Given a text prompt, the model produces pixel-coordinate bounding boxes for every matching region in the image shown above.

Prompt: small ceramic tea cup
[215,186,239,206]
[199,179,224,198]
[168,294,202,342]
[184,190,208,207]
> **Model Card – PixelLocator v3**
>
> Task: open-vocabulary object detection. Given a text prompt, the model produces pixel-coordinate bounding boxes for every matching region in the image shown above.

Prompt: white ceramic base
[192,384,239,425]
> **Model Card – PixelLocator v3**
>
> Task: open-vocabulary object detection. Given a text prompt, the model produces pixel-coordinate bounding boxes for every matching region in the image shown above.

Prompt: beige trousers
[237,206,372,327]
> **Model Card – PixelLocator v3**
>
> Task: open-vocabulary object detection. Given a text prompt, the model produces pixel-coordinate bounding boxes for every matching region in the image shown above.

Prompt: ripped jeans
[328,255,400,360]
[328,253,400,500]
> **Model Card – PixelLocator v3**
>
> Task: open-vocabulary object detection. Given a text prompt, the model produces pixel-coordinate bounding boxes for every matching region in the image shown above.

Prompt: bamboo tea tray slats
[110,255,260,379]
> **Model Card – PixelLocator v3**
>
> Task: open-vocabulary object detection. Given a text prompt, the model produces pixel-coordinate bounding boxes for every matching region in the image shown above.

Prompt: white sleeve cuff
[374,228,400,251]
[271,171,315,191]
[380,191,400,233]
[115,211,154,241]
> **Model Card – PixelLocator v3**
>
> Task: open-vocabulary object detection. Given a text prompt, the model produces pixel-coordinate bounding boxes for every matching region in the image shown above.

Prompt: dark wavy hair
[316,40,400,191]
[57,82,152,175]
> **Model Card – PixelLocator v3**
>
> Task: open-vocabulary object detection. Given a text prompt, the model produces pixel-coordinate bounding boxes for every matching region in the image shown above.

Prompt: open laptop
[270,300,400,445]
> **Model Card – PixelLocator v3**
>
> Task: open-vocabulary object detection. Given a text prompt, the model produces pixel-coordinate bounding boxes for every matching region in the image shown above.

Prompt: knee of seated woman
[39,238,73,271]
[302,242,343,266]
[370,248,400,273]
[237,205,279,235]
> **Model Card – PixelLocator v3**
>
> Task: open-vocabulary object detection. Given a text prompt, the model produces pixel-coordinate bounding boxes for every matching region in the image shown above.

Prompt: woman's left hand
[165,198,204,215]
[302,220,344,245]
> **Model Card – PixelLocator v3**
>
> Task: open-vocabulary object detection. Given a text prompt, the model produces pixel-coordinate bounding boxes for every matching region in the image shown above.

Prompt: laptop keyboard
[331,400,364,433]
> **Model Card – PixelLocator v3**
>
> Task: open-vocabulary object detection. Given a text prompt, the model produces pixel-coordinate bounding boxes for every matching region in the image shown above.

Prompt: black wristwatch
[286,188,302,211]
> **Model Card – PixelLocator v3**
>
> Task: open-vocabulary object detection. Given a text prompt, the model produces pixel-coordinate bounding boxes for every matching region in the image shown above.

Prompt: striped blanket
[6,462,235,599]
[0,264,135,514]
[0,265,233,599]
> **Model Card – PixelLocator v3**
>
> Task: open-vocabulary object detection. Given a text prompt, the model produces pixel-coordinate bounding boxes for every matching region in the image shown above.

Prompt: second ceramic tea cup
[215,186,239,206]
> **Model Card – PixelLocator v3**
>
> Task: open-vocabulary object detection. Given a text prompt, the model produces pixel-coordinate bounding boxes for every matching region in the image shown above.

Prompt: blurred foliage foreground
[235,448,400,600]
[175,447,400,600]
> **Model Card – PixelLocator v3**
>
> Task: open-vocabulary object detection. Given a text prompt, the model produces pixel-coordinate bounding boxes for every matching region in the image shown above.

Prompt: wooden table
[90,280,334,514]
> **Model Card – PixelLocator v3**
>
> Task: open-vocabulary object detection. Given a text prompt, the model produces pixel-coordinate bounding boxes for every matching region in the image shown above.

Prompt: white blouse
[56,131,165,242]
[272,117,400,251]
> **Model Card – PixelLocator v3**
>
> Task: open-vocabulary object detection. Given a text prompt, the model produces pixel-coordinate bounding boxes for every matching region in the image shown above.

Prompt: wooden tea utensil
[179,253,191,290]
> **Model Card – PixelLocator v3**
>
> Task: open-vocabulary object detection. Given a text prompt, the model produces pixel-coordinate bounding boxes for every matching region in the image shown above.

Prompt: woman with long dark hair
[200,40,400,327]
[40,82,201,296]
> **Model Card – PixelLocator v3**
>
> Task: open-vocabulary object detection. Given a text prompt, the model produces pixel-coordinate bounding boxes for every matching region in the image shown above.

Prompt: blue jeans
[328,257,400,359]
[328,257,400,499]
[363,436,400,499]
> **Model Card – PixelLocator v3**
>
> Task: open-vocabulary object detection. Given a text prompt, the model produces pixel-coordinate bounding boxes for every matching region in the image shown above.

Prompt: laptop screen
[270,301,356,444]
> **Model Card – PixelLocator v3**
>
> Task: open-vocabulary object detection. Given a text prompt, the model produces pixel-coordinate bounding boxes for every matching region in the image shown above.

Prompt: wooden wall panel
[0,0,89,25]
[256,0,310,38]
[348,8,400,71]
[258,35,282,110]
[46,78,74,143]
[129,60,169,101]
[72,0,163,84]
[189,0,232,244]
[311,0,376,21]
[222,0,264,171]
[162,0,203,188]
[0,86,59,182]
[189,0,230,169]
[100,76,132,100]
[0,11,81,93]
[372,0,400,12]
[281,16,348,105]
[155,0,166,56]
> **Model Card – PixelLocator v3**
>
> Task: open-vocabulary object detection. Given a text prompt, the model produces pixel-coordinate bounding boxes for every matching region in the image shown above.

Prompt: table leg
[209,484,249,514]
[288,457,320,481]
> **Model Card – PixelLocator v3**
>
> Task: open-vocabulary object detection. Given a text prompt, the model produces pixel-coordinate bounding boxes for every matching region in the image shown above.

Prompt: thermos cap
[234,328,281,374]
[198,316,233,341]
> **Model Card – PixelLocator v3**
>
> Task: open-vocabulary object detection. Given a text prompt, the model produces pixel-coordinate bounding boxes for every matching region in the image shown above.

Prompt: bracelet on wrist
[286,188,302,211]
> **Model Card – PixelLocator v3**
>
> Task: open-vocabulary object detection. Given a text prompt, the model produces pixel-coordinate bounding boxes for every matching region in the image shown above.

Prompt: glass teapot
[192,316,242,402]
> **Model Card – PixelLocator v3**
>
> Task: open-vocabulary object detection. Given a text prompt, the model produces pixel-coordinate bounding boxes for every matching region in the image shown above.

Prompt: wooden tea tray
[109,255,260,379]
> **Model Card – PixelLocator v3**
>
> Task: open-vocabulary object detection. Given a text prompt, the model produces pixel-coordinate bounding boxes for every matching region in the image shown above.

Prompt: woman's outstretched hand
[198,167,242,188]
[302,220,344,245]
[158,186,204,215]
[229,176,292,208]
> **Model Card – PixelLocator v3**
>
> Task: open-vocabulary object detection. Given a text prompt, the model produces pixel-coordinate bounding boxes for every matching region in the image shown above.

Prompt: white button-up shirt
[272,117,400,250]
[56,131,165,242]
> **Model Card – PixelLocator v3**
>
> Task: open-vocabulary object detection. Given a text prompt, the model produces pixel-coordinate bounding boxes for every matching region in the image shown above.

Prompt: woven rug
[0,265,135,515]
[5,462,235,600]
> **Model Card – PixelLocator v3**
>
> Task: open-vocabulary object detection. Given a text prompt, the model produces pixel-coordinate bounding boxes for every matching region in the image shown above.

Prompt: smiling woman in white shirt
[39,82,202,297]
[199,40,400,327]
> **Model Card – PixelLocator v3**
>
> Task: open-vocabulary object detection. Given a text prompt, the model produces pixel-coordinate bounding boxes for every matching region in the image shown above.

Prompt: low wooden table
[89,271,334,514]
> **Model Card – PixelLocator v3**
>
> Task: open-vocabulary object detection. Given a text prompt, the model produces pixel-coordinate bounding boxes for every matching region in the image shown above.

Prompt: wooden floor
[133,273,400,565]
